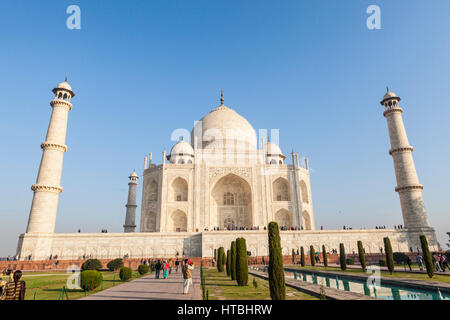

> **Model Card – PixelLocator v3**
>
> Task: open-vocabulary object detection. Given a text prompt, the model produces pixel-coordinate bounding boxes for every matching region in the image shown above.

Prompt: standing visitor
[440,253,449,271]
[182,259,194,295]
[416,253,423,271]
[406,256,412,271]
[163,260,169,279]
[175,259,180,273]
[155,260,162,279]
[432,253,442,272]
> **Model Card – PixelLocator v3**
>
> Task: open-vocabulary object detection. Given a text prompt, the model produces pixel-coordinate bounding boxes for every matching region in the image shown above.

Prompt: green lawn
[1,270,144,300]
[203,268,318,300]
[289,265,450,284]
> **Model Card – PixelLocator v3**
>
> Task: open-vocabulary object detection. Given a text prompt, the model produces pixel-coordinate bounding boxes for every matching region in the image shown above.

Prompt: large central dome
[191,100,257,151]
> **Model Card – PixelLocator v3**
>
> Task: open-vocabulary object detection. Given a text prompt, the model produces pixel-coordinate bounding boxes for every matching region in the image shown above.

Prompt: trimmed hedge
[120,267,132,281]
[300,247,305,267]
[236,237,249,286]
[420,235,434,278]
[322,245,328,267]
[346,257,354,265]
[138,264,149,275]
[231,241,237,280]
[150,261,156,272]
[107,258,124,271]
[81,259,102,271]
[393,252,409,264]
[80,270,102,291]
[268,222,286,300]
[379,259,386,267]
[384,237,394,274]
[339,243,346,271]
[217,247,225,272]
[226,250,231,276]
[357,241,366,271]
[310,246,315,266]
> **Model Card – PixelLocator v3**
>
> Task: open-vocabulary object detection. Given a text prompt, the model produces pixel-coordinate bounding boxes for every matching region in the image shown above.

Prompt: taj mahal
[16,79,439,261]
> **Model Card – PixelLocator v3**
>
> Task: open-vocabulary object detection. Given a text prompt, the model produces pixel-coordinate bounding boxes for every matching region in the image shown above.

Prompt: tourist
[440,254,449,271]
[406,256,412,271]
[163,260,170,279]
[182,259,194,295]
[416,253,424,271]
[55,260,59,270]
[432,253,442,272]
[175,259,180,272]
[155,260,162,279]
[0,270,25,300]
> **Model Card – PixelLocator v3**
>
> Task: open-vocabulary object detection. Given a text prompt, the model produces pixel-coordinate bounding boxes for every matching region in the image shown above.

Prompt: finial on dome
[386,86,389,92]
[65,76,68,82]
[181,136,184,141]
[220,89,224,105]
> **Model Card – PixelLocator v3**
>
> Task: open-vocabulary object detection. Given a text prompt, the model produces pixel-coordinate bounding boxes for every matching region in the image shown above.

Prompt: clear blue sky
[0,0,449,256]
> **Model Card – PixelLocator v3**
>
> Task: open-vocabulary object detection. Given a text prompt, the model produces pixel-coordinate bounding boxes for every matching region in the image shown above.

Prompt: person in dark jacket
[155,260,162,279]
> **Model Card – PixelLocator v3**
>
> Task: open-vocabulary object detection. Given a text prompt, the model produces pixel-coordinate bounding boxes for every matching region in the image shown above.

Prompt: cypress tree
[339,243,346,271]
[268,222,286,300]
[292,249,295,264]
[322,245,328,267]
[310,245,315,266]
[214,249,217,261]
[230,241,237,280]
[383,237,394,274]
[420,235,434,278]
[236,237,249,286]
[217,247,225,272]
[300,247,305,267]
[226,249,231,276]
[357,241,367,271]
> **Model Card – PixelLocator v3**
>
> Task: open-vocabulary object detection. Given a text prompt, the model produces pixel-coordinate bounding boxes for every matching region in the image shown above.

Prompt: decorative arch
[302,210,312,230]
[170,177,188,201]
[170,210,187,232]
[149,180,158,202]
[211,173,252,229]
[300,180,309,203]
[273,177,290,201]
[145,212,156,232]
[274,209,292,228]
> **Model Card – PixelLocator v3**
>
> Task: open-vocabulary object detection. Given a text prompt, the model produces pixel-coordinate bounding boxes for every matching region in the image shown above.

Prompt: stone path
[81,269,201,300]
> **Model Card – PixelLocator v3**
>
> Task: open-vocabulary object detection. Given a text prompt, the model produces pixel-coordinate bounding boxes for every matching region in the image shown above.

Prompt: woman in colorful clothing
[163,260,170,279]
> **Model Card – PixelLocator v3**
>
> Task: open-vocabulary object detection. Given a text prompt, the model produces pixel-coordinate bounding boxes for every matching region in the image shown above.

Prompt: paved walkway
[81,269,201,300]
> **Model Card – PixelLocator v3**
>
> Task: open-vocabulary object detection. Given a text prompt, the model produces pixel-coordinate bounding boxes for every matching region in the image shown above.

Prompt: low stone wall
[14,227,438,261]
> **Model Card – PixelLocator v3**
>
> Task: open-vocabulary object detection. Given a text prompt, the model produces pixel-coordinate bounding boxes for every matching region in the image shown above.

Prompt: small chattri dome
[170,139,194,156]
[130,171,138,177]
[53,77,75,97]
[380,87,400,105]
[265,141,284,157]
[57,80,72,91]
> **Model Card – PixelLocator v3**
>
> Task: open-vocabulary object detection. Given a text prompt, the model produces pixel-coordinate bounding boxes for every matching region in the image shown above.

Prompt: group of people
[0,270,25,300]
[150,258,195,295]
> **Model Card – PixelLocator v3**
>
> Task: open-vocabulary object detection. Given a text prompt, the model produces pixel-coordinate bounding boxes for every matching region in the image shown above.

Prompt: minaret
[381,89,430,229]
[123,171,138,232]
[25,79,75,234]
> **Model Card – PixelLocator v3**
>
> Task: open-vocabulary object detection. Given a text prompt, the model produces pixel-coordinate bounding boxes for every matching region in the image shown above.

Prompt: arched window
[171,210,187,232]
[178,159,185,164]
[149,180,158,202]
[171,177,188,201]
[63,93,68,101]
[273,178,290,201]
[300,180,309,203]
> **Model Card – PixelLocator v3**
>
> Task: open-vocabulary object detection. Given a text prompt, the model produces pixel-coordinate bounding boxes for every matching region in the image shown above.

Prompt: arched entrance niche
[211,173,252,229]
[274,209,292,228]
